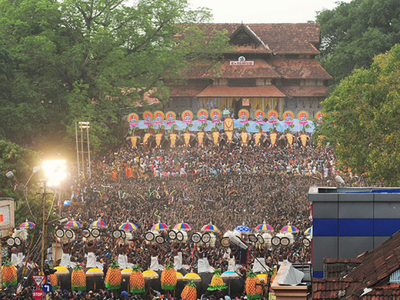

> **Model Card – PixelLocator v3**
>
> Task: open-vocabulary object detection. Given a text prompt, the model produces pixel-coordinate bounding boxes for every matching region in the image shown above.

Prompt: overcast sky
[188,0,352,23]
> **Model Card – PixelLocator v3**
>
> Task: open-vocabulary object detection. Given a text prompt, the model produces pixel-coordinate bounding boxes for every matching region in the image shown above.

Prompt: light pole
[40,160,66,273]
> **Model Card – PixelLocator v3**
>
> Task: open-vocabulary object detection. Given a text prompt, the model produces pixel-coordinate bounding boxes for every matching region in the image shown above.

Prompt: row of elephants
[129,130,312,149]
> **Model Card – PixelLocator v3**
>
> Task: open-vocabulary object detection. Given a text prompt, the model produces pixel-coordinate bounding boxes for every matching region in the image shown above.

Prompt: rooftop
[199,23,321,55]
[312,230,400,299]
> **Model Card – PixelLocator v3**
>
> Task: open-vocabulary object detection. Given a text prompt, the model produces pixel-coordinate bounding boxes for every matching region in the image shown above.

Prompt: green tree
[0,0,229,154]
[316,0,400,86]
[0,41,47,146]
[0,139,48,225]
[315,44,400,186]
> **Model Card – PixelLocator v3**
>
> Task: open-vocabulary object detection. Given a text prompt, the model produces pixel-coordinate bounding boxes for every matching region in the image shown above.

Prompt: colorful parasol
[256,274,267,282]
[221,271,239,279]
[143,270,159,280]
[90,219,108,228]
[234,225,252,235]
[54,266,69,275]
[65,220,82,228]
[86,268,104,276]
[173,222,192,231]
[151,222,169,231]
[201,222,220,233]
[122,269,133,276]
[255,221,274,232]
[304,227,312,235]
[183,272,201,282]
[281,224,299,233]
[19,219,35,229]
[119,221,137,231]
[176,272,184,281]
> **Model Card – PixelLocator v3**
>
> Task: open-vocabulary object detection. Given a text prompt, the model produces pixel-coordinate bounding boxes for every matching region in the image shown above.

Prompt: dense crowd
[60,131,366,269]
[5,130,371,299]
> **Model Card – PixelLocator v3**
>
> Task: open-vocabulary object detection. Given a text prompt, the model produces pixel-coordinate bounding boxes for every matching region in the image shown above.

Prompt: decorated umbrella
[173,222,192,231]
[121,268,132,291]
[255,221,274,232]
[143,270,159,280]
[176,271,184,281]
[65,220,82,229]
[221,271,239,296]
[183,273,201,282]
[221,271,239,279]
[143,270,159,295]
[256,274,267,282]
[86,268,104,291]
[19,219,35,229]
[304,227,312,236]
[90,219,108,228]
[151,222,169,231]
[54,266,70,290]
[119,220,138,231]
[201,222,220,233]
[234,225,252,235]
[280,224,299,233]
[54,266,69,275]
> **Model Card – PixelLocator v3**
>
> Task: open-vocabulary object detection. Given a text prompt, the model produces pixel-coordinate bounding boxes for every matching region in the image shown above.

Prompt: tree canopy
[315,44,400,186]
[0,139,48,225]
[316,0,400,86]
[0,0,229,154]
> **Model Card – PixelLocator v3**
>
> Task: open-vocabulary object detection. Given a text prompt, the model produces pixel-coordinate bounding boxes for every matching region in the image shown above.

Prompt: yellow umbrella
[257,274,267,282]
[86,268,104,291]
[143,270,159,280]
[176,271,184,281]
[54,266,69,275]
[86,268,104,276]
[122,268,133,275]
[183,272,201,281]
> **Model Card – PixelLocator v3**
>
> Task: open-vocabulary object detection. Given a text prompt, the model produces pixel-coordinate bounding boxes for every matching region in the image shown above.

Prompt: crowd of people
[60,130,366,270]
[5,130,371,299]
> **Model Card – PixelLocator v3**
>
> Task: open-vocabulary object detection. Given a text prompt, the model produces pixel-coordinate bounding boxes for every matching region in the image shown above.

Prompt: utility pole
[38,182,52,273]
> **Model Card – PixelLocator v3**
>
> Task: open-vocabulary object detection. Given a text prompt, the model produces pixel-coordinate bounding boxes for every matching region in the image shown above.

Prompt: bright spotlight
[42,160,66,186]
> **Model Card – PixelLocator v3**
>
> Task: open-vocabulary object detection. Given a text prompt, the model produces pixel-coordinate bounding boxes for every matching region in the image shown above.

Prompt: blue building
[309,187,400,278]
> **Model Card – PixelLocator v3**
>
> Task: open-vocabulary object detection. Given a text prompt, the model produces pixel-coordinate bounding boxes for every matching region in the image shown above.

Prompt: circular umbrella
[281,224,299,233]
[65,220,82,229]
[221,271,239,279]
[176,271,184,281]
[86,268,103,276]
[122,269,133,276]
[90,219,108,228]
[234,225,252,235]
[19,219,35,229]
[173,222,192,231]
[304,227,312,235]
[54,266,69,275]
[151,222,169,231]
[183,273,201,282]
[201,222,220,233]
[221,270,239,296]
[255,221,274,232]
[119,221,137,231]
[256,274,267,282]
[143,270,159,280]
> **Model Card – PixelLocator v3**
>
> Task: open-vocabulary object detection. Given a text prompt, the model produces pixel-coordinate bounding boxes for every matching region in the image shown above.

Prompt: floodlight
[42,160,66,186]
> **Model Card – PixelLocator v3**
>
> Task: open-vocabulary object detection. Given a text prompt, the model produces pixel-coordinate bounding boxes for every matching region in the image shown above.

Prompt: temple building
[164,23,332,119]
